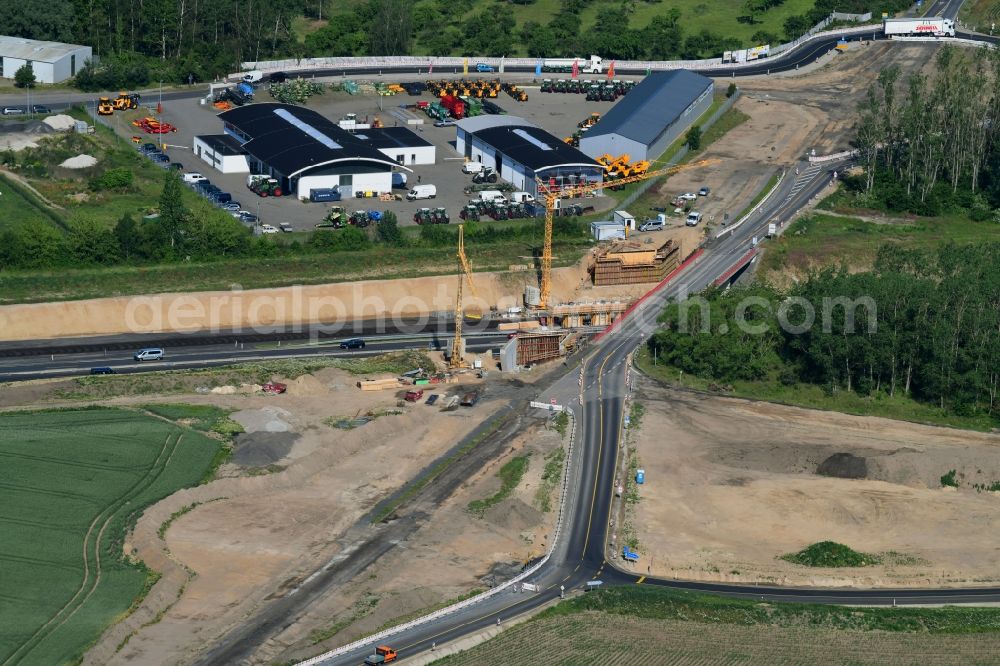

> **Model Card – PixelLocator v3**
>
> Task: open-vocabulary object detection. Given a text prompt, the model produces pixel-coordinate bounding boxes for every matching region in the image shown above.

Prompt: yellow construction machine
[97,97,114,115]
[450,225,479,369]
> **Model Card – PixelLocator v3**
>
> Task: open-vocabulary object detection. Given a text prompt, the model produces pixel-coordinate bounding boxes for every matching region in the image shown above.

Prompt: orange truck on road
[364,646,397,665]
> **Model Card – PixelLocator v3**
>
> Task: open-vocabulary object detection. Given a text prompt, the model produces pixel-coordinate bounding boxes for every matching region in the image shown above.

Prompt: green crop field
[0,408,221,665]
[432,587,1000,665]
[0,174,64,233]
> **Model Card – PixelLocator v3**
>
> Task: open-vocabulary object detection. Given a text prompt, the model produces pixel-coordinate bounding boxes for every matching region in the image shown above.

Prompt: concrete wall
[2,57,53,84]
[376,144,435,166]
[580,82,714,162]
[580,133,647,161]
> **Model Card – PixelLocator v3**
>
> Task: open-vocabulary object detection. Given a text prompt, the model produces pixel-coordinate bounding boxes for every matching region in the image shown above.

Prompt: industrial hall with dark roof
[455,116,603,197]
[193,103,433,200]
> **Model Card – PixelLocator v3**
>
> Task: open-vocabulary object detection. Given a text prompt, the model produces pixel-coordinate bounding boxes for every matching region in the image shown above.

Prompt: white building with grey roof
[0,36,91,84]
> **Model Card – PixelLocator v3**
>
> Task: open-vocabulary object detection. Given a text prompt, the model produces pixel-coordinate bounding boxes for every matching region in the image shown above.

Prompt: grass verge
[467,455,530,518]
[636,347,998,433]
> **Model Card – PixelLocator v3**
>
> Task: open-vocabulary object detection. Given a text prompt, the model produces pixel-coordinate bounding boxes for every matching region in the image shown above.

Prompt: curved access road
[299,158,1000,666]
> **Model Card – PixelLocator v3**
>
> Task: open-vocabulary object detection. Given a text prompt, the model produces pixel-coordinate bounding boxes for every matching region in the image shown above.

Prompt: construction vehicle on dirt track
[97,97,114,115]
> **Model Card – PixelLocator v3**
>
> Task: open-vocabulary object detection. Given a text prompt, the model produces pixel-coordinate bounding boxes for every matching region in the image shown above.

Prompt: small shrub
[781,541,880,567]
[940,469,958,488]
[90,167,134,191]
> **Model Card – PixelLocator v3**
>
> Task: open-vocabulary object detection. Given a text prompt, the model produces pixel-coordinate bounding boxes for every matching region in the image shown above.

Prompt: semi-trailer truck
[543,55,603,73]
[883,17,955,37]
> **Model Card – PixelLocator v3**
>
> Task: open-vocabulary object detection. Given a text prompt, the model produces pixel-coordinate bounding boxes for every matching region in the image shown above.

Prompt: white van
[461,161,484,174]
[133,348,164,362]
[183,172,207,184]
[406,184,437,200]
[685,211,702,227]
[478,190,506,203]
[639,218,664,232]
[510,191,535,203]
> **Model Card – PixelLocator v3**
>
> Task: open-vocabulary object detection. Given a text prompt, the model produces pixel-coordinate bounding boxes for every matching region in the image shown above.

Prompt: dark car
[339,338,366,350]
[31,104,52,114]
[269,71,288,83]
[150,153,170,164]
[425,394,439,406]
[90,366,115,375]
[460,391,479,407]
[169,162,184,170]
[140,142,159,153]
[698,186,711,196]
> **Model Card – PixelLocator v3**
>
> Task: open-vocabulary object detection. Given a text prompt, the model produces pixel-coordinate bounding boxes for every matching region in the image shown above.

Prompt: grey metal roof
[584,70,713,146]
[472,124,598,172]
[0,36,91,63]
[455,115,537,134]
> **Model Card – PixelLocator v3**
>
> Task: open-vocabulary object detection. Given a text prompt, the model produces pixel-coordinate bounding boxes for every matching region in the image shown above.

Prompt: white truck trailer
[883,17,955,37]
[543,55,603,73]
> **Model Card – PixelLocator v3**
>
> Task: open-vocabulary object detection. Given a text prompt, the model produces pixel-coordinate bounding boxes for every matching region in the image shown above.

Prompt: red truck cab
[364,646,398,665]
[404,389,424,402]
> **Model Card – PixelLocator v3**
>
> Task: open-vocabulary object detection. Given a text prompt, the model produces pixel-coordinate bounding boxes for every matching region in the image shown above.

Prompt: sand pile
[59,154,97,169]
[231,407,292,433]
[286,374,329,397]
[43,114,75,131]
[0,136,39,151]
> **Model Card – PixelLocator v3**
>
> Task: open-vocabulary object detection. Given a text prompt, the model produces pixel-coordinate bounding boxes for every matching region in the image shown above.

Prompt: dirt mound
[231,407,292,433]
[43,114,76,131]
[232,431,299,466]
[817,453,868,479]
[484,498,543,532]
[285,374,329,397]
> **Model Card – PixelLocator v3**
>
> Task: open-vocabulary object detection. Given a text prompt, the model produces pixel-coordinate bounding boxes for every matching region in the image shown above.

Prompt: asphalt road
[8,29,998,114]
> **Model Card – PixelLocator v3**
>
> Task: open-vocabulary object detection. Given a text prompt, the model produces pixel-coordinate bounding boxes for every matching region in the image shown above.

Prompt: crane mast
[450,224,478,369]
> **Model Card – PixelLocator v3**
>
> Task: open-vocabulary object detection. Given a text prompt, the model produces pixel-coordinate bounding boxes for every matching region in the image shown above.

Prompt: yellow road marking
[636,576,646,585]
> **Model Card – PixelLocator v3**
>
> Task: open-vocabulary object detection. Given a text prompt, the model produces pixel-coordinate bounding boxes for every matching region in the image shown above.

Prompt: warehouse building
[193,134,250,174]
[211,103,412,199]
[360,127,436,166]
[0,36,91,84]
[580,70,714,162]
[455,116,602,196]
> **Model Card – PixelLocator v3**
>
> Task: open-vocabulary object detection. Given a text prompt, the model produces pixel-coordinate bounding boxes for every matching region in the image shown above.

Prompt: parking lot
[120,78,641,232]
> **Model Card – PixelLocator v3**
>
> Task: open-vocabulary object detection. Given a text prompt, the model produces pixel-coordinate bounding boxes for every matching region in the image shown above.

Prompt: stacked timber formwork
[592,239,681,286]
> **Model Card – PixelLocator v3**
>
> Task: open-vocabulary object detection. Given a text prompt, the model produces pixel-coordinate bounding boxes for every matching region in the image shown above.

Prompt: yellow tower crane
[450,224,479,369]
[534,158,719,310]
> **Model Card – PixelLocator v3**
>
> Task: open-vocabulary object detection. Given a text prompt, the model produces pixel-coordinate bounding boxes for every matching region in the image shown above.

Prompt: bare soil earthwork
[31,363,568,666]
[628,377,1000,587]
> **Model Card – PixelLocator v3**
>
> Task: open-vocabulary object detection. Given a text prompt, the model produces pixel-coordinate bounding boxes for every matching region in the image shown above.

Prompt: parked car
[685,211,702,227]
[182,172,207,183]
[404,389,424,402]
[89,366,115,375]
[698,186,711,196]
[678,192,698,201]
[2,106,24,115]
[269,71,288,83]
[238,212,258,223]
[639,219,664,232]
[460,391,479,407]
[133,348,164,362]
[339,338,366,349]
[425,394,439,406]
[31,104,51,114]
[139,143,159,154]
[279,222,293,233]
[261,382,287,394]
[434,119,456,128]
[169,162,184,171]
[220,201,242,211]
[260,224,279,234]
[149,153,170,164]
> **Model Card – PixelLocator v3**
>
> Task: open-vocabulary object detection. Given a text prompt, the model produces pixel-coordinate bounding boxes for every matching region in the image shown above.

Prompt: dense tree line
[649,242,1000,419]
[0,0,912,88]
[851,47,1000,218]
[0,169,588,271]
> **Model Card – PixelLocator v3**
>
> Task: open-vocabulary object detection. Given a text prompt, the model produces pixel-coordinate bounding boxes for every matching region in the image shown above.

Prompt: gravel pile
[59,154,98,169]
[43,114,75,131]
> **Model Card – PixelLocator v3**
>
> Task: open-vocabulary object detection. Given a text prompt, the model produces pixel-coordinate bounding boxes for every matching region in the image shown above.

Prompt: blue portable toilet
[636,469,645,485]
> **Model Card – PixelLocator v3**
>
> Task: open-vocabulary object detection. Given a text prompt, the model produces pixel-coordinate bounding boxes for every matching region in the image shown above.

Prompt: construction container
[524,286,541,307]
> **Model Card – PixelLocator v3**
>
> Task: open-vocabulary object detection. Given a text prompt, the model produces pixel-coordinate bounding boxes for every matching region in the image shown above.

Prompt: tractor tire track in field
[2,431,182,666]
[0,448,137,472]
